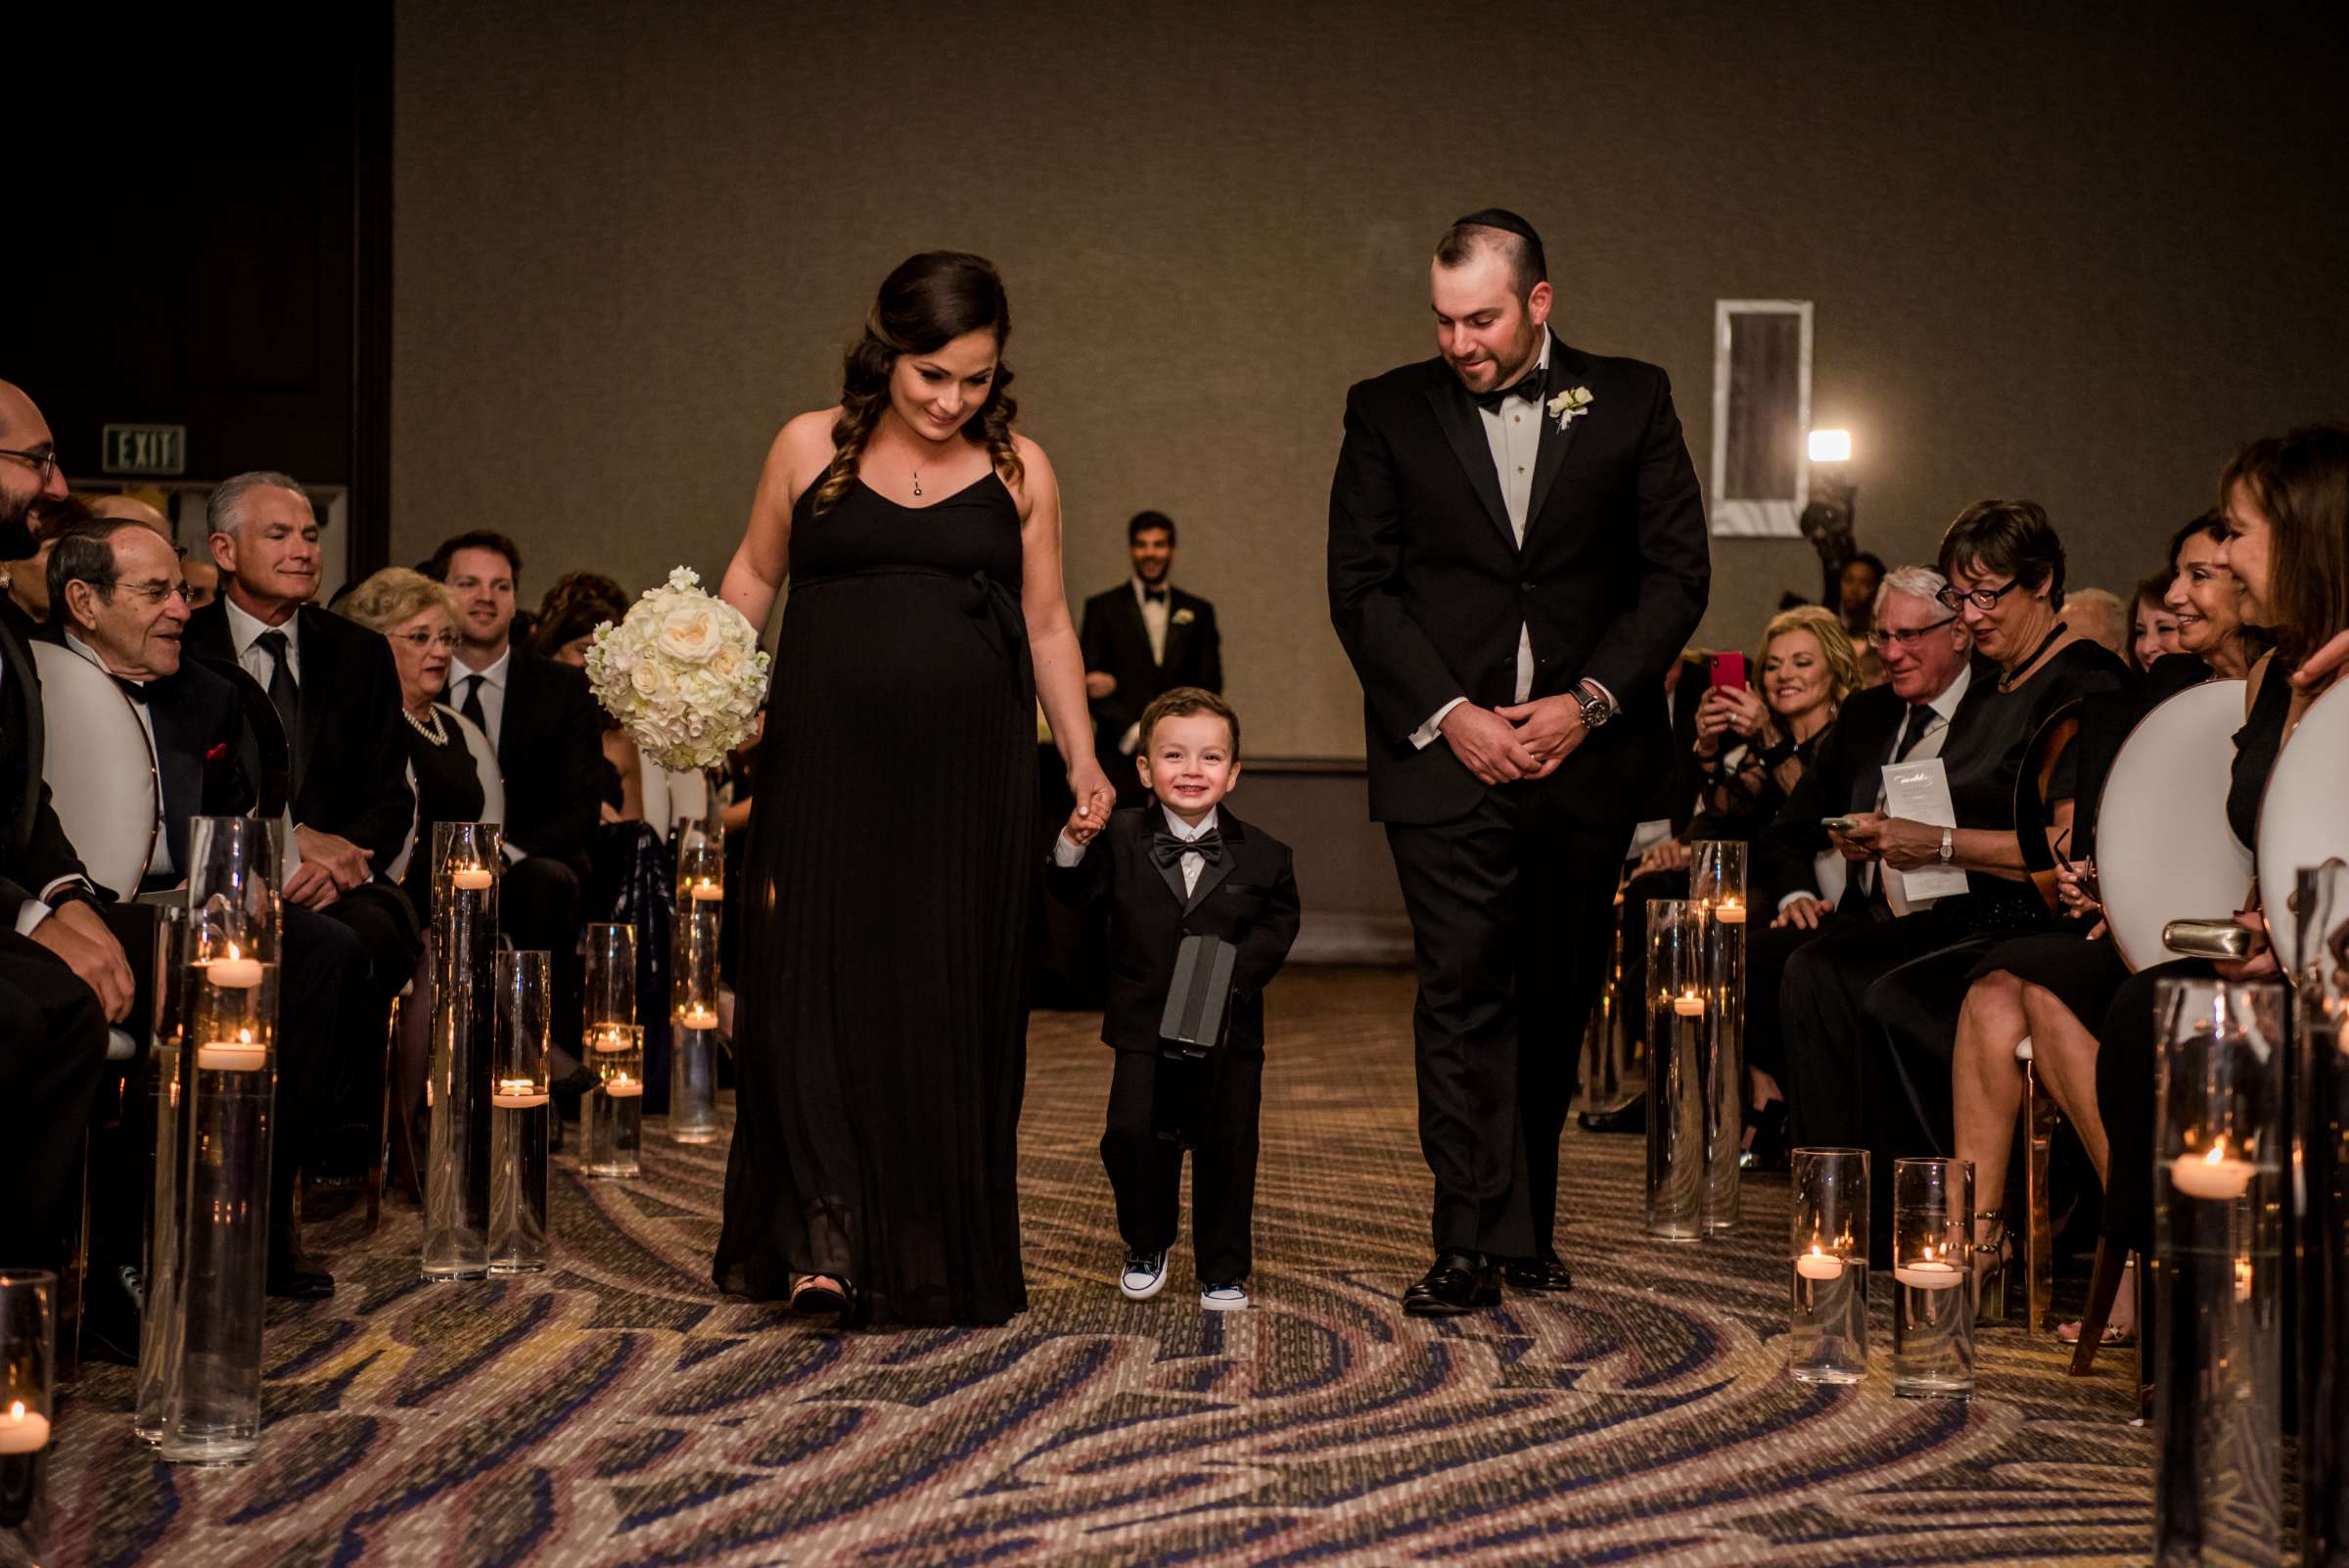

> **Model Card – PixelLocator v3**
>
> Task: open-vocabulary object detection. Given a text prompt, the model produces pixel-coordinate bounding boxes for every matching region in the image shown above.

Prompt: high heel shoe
[788,1273,857,1321]
[1971,1210,2016,1325]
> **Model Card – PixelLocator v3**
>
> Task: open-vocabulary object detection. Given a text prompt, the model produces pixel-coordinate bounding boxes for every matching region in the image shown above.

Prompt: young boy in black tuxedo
[1051,687,1301,1309]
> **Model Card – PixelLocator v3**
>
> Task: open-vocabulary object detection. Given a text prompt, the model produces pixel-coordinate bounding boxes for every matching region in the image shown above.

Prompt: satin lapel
[1158,591,1188,671]
[499,651,527,754]
[1525,337,1584,539]
[148,688,202,870]
[1151,837,1190,908]
[1181,815,1244,913]
[1422,376,1515,554]
[291,607,324,789]
[0,614,38,853]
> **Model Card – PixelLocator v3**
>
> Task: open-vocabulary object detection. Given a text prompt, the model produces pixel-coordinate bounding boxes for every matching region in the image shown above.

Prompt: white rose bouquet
[584,567,772,771]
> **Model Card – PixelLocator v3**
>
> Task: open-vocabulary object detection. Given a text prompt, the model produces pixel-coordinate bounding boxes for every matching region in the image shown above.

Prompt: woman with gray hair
[340,569,484,923]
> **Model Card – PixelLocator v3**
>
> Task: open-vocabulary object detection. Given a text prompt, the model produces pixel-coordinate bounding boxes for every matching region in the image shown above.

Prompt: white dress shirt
[1055,804,1220,897]
[1411,337,1567,749]
[451,645,512,747]
[224,592,301,690]
[1133,576,1172,667]
[62,630,173,879]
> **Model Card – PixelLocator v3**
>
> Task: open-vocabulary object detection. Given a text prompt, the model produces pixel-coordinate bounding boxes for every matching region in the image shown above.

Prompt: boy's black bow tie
[1150,827,1221,869]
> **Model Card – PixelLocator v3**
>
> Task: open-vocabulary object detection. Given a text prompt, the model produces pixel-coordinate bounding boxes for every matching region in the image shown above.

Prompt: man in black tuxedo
[1048,689,1300,1303]
[0,379,115,1278]
[1327,210,1710,1314]
[427,531,606,1063]
[47,516,362,1305]
[1081,512,1224,808]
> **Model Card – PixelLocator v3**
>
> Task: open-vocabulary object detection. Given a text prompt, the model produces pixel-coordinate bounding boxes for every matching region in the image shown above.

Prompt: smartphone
[1708,652,1749,691]
[1821,815,1860,833]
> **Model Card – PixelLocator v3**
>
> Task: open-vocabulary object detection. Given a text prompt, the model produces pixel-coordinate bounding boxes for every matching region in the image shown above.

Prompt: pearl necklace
[402,705,447,745]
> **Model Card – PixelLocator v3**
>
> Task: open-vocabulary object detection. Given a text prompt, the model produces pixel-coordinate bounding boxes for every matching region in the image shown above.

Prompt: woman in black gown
[713,254,1113,1325]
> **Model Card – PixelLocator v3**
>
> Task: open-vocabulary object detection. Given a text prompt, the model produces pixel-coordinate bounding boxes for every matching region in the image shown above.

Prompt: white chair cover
[638,756,670,835]
[2257,678,2349,974]
[447,706,505,825]
[2096,678,2252,971]
[28,641,158,899]
[666,767,710,834]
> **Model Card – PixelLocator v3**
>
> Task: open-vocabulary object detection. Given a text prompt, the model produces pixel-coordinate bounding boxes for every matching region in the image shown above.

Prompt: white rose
[658,604,724,664]
[630,661,669,698]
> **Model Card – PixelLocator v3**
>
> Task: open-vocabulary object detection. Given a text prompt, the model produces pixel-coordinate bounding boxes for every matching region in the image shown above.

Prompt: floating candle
[1673,992,1705,1017]
[197,1030,266,1072]
[206,946,262,990]
[589,1027,636,1053]
[1892,1260,1964,1290]
[689,880,723,902]
[602,1076,644,1099]
[1794,1248,1845,1281]
[0,1402,50,1454]
[1717,899,1747,925]
[2170,1141,2255,1201]
[491,1081,551,1110]
[450,865,493,892]
[678,1005,718,1030]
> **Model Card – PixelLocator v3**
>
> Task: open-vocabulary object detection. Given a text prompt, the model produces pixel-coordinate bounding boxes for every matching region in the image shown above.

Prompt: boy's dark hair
[425,530,524,585]
[1128,509,1175,544]
[1137,685,1239,758]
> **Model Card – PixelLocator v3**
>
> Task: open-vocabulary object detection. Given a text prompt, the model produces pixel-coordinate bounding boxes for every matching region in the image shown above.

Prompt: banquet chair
[29,642,159,1378]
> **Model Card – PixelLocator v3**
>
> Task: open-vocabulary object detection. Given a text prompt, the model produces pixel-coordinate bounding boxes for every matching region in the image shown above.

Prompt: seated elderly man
[44,515,365,1330]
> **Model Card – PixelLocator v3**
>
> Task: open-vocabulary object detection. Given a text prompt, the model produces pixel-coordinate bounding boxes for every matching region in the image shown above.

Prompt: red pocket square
[207,742,230,761]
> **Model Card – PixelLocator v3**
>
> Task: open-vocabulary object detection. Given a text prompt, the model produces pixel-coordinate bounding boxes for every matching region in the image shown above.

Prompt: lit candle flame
[8,1402,22,1420]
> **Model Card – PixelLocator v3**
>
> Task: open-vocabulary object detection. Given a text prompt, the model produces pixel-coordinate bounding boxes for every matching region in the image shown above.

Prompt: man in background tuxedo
[1081,512,1224,807]
[1328,210,1710,1314]
[0,380,115,1278]
[47,516,360,1307]
[427,530,605,1065]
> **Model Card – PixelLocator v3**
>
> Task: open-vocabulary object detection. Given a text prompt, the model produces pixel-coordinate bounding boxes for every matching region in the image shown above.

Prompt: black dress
[714,473,1036,1324]
[398,705,487,924]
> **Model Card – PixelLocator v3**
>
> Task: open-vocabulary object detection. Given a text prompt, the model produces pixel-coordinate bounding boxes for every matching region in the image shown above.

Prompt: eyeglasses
[391,630,459,651]
[1936,578,2024,613]
[1866,617,1959,650]
[0,447,61,484]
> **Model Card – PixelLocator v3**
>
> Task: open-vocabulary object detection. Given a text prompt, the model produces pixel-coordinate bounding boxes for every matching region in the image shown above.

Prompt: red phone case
[1709,653,1748,690]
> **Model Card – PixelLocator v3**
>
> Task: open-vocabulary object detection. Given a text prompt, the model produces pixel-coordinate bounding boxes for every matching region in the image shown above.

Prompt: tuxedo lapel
[147,684,202,870]
[1422,373,1516,554]
[1180,814,1244,913]
[1525,335,1585,538]
[1146,824,1190,908]
[498,652,527,754]
[292,607,326,788]
[0,612,39,855]
[1158,591,1188,671]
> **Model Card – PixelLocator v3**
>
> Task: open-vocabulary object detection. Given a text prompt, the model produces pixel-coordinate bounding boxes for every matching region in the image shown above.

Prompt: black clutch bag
[1159,934,1237,1059]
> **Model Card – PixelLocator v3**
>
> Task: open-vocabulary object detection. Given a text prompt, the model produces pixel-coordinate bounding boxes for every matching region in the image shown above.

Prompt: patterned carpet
[49,968,2154,1567]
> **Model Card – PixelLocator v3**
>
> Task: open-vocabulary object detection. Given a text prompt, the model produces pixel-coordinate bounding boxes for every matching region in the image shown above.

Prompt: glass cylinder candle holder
[423,822,501,1282]
[134,906,190,1447]
[1789,1147,1869,1384]
[1580,922,1639,1116]
[583,923,643,1179]
[163,816,282,1467]
[669,899,722,1146]
[2294,861,2349,1568]
[1689,841,1747,1233]
[0,1271,56,1560]
[1891,1157,1974,1399]
[2152,976,2285,1568]
[1644,899,1705,1240]
[488,950,552,1274]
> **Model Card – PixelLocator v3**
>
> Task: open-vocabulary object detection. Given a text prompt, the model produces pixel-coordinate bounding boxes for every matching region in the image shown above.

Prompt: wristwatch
[1938,827,1955,864]
[1571,681,1617,731]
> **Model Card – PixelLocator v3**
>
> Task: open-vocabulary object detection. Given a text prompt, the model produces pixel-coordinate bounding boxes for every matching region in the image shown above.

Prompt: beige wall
[393,0,2348,760]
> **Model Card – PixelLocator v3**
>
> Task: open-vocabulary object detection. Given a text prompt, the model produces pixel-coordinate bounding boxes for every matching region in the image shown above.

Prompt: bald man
[0,378,121,1278]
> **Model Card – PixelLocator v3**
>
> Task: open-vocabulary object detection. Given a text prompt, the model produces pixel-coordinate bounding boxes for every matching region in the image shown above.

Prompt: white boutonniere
[1172,607,1196,626]
[1546,386,1595,432]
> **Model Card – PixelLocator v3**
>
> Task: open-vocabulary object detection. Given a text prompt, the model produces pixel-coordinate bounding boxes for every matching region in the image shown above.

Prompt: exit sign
[102,424,187,476]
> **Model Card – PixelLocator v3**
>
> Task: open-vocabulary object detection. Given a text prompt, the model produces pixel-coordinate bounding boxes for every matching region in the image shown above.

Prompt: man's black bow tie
[1142,586,1168,604]
[1470,366,1546,413]
[113,675,150,705]
[1150,827,1222,869]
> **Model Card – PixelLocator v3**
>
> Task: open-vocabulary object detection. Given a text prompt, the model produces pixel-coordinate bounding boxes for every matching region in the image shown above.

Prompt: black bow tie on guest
[113,675,149,705]
[1142,586,1168,604]
[1150,826,1222,870]
[1470,364,1546,413]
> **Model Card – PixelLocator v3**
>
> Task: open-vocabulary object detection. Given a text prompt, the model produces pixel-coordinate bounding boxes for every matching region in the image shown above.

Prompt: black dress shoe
[267,1235,336,1300]
[1577,1094,1646,1134]
[1403,1251,1500,1316]
[1503,1251,1575,1293]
